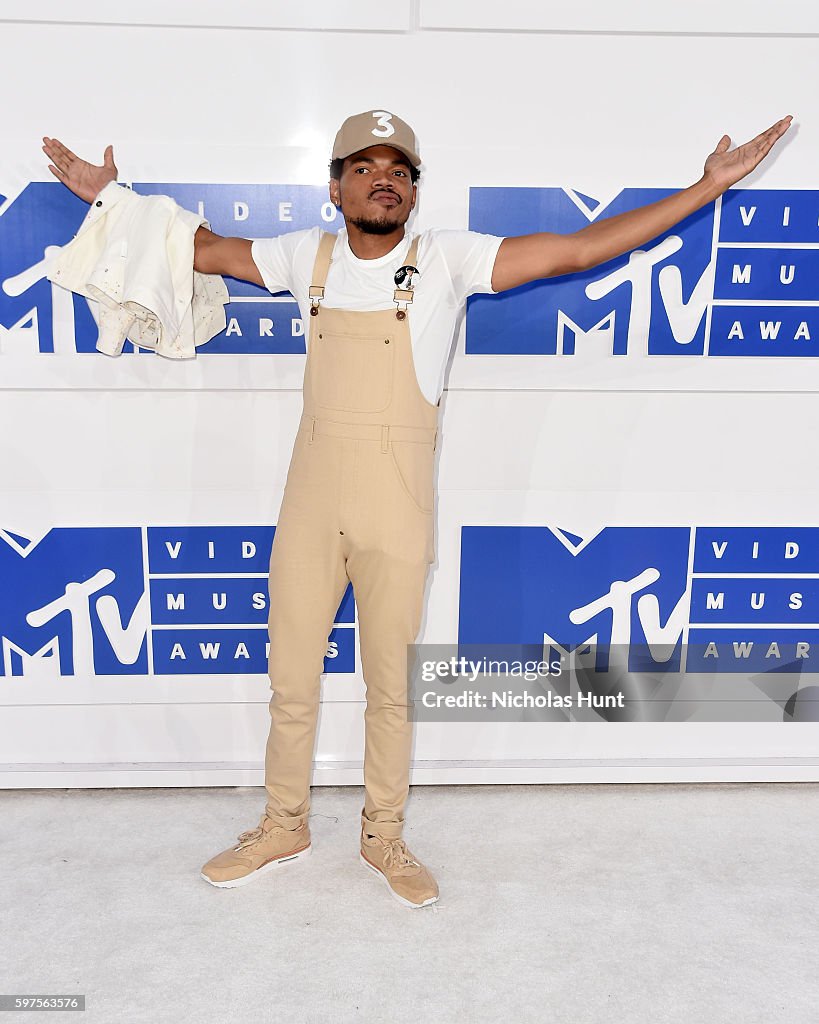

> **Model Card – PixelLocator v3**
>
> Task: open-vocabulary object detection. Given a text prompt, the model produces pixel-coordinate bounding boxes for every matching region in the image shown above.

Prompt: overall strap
[308,231,337,315]
[405,235,419,268]
[393,234,421,320]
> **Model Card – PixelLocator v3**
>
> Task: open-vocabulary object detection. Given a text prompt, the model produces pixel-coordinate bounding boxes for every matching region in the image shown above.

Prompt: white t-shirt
[251,226,504,405]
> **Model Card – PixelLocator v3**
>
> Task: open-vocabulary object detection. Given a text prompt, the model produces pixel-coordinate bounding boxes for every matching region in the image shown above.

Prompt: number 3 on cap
[371,111,395,138]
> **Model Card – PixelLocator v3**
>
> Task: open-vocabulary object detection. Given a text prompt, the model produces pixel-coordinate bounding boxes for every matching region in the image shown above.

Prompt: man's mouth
[369,190,400,207]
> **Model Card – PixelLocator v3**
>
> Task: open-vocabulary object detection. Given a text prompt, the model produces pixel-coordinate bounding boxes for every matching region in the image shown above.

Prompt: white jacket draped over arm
[47,180,229,359]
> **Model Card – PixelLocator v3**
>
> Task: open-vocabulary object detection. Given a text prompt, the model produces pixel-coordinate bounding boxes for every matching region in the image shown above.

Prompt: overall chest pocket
[310,330,395,413]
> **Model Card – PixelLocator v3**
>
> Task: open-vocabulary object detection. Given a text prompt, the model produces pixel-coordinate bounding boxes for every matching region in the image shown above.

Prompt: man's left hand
[703,115,793,195]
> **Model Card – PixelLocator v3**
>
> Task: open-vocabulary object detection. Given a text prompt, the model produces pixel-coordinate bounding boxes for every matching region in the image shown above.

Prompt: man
[43,108,792,909]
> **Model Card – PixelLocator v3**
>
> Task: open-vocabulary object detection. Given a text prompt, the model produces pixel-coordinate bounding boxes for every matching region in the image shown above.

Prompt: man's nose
[371,169,394,190]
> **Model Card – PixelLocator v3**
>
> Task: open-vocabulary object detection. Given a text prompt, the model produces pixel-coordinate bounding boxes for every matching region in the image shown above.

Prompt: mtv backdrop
[468,189,819,360]
[458,526,819,721]
[0,527,355,680]
[2,3,818,786]
[0,184,338,391]
[3,184,819,392]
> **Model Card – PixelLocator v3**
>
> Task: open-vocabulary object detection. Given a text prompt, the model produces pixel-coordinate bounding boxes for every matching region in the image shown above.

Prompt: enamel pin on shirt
[394,265,419,288]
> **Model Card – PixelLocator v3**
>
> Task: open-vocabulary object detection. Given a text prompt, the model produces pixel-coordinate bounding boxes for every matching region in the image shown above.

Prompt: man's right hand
[42,137,118,203]
[42,136,264,287]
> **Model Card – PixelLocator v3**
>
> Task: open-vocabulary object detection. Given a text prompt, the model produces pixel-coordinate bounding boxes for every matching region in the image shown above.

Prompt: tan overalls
[264,231,438,841]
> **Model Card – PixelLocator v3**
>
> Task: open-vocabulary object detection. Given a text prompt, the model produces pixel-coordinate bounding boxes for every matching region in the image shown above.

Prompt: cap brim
[334,142,421,171]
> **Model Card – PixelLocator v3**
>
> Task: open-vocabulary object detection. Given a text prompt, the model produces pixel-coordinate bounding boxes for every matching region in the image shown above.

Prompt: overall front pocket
[389,440,435,515]
[310,330,395,412]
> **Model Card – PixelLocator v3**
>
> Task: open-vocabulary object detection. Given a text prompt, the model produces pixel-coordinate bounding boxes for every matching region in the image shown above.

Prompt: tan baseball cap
[331,110,421,170]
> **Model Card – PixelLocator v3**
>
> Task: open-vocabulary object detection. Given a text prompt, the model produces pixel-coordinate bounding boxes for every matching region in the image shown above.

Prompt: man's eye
[354,167,367,173]
[394,169,407,177]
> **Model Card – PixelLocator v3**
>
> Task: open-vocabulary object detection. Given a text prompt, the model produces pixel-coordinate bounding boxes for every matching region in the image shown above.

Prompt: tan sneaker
[200,816,311,889]
[360,832,439,908]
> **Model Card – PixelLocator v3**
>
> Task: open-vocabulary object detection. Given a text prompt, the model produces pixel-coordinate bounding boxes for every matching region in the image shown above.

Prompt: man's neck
[344,223,406,260]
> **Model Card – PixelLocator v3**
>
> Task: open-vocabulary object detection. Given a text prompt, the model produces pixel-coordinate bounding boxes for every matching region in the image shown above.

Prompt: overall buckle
[393,287,414,322]
[309,286,324,316]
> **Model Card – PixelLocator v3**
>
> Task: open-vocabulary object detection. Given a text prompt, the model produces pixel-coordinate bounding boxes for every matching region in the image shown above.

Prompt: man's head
[329,110,421,236]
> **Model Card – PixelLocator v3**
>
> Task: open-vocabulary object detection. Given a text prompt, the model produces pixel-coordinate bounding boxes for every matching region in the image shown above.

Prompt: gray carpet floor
[2,782,816,1023]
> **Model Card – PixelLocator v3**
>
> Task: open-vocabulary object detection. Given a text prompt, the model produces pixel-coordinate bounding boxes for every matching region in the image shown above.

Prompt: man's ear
[410,183,417,212]
[329,178,341,208]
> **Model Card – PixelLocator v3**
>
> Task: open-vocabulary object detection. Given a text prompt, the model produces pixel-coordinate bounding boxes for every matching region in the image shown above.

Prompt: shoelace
[234,826,265,851]
[380,838,421,873]
[234,821,292,851]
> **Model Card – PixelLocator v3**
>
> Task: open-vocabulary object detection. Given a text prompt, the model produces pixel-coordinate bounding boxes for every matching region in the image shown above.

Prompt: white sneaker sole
[359,852,439,909]
[201,842,312,889]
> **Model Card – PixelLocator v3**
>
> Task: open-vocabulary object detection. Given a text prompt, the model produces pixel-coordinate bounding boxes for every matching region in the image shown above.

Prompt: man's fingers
[745,117,788,148]
[47,164,65,179]
[745,118,791,159]
[759,117,791,144]
[746,127,774,149]
[44,148,70,175]
[42,144,64,172]
[44,140,86,180]
[50,137,75,157]
[56,143,77,165]
[46,137,78,166]
[734,118,788,153]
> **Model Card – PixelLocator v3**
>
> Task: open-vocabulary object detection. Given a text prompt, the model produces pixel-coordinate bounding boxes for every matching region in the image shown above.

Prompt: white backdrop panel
[0,1,413,31]
[419,0,819,34]
[1,9,817,786]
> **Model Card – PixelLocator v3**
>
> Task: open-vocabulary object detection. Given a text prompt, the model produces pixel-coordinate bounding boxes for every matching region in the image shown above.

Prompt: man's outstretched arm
[191,227,262,286]
[42,136,264,287]
[490,115,793,293]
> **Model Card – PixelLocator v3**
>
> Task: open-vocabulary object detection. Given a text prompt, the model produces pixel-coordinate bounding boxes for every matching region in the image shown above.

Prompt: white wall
[1,1,818,787]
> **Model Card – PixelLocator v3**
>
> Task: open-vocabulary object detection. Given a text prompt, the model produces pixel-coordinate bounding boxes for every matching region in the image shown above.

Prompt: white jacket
[47,180,229,359]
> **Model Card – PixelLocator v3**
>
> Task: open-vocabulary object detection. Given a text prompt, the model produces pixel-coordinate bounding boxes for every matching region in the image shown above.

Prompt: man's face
[329,144,417,235]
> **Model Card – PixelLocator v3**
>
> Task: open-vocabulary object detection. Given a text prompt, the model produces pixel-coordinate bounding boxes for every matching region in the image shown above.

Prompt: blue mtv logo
[458,525,691,671]
[0,184,95,354]
[467,187,715,357]
[0,526,147,676]
[0,182,336,356]
[467,187,819,359]
[0,524,355,677]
